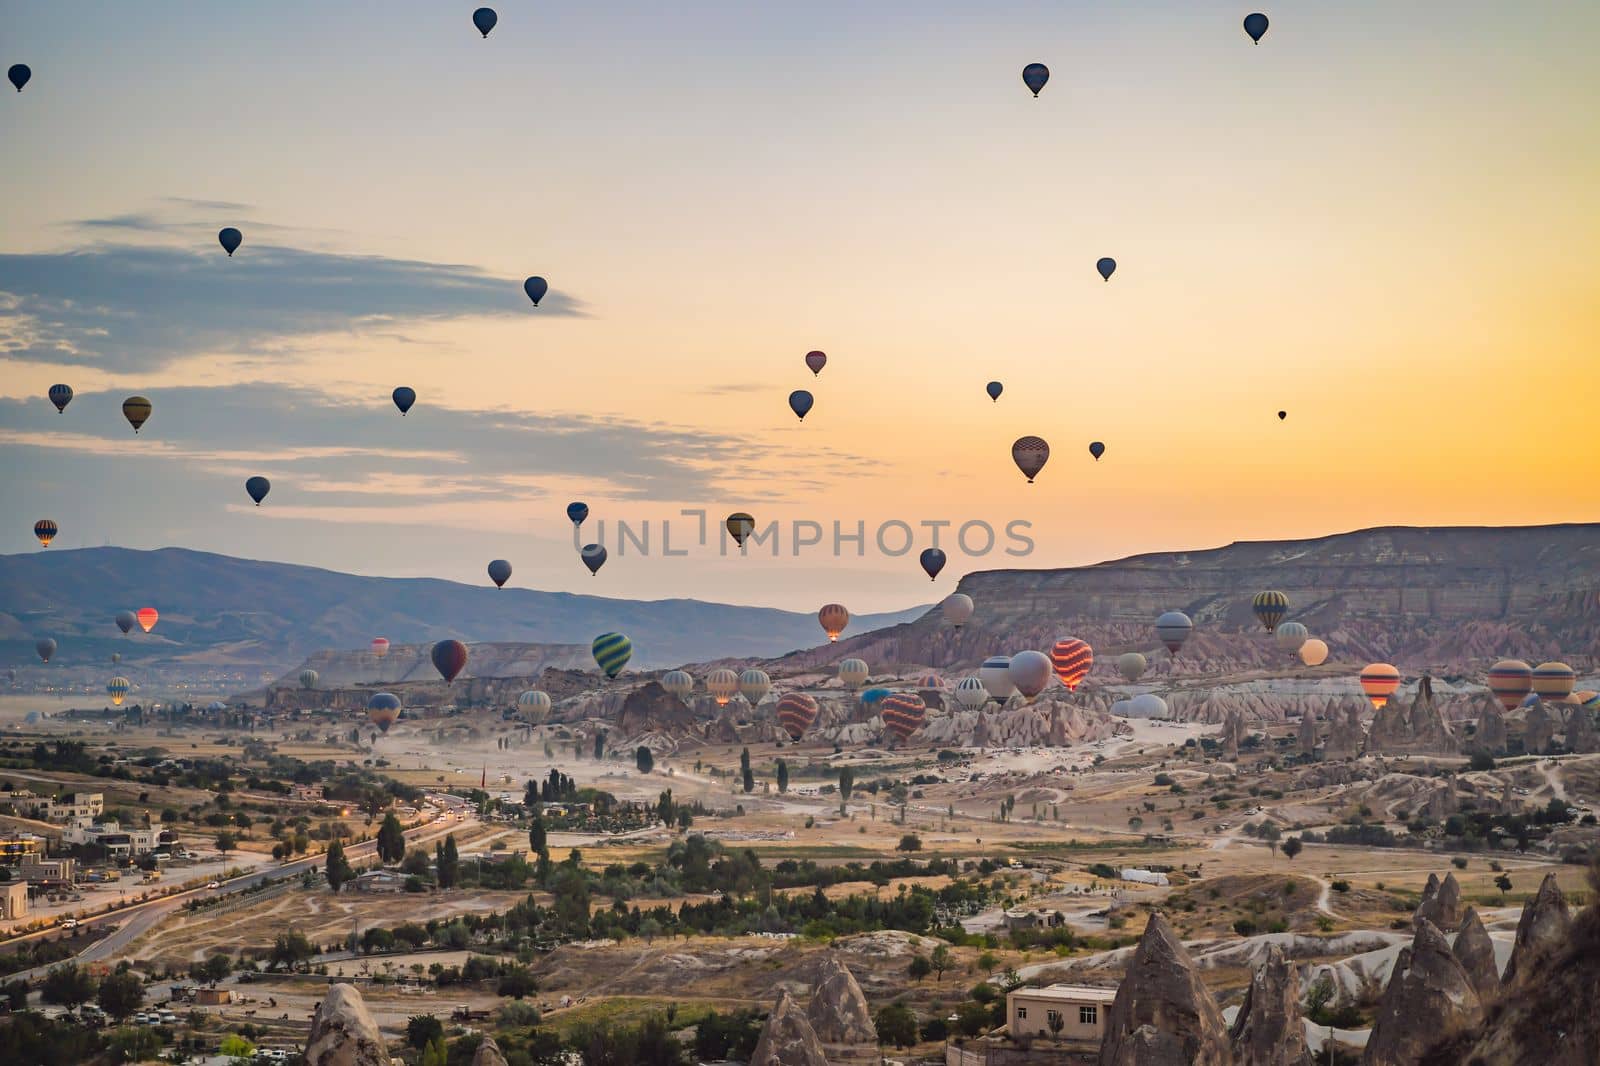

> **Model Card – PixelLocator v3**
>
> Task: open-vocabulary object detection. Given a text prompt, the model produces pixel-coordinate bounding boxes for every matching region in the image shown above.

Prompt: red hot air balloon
[1012,437,1049,483]
[776,693,820,740]
[136,607,159,633]
[880,692,927,742]
[805,351,827,376]
[1050,638,1093,692]
[432,639,469,683]
[371,637,390,659]
[1359,663,1401,709]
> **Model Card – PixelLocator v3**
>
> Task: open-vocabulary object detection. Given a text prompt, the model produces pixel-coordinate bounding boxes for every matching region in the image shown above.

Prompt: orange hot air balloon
[1487,659,1534,711]
[1359,663,1401,709]
[880,692,927,741]
[1049,638,1093,692]
[818,604,849,642]
[1531,662,1575,702]
[136,607,159,633]
[775,693,820,740]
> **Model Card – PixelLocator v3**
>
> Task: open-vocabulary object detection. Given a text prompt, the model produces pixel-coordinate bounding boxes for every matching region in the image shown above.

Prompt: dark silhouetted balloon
[218,228,242,256]
[1012,436,1049,483]
[432,639,469,683]
[36,637,56,663]
[1022,63,1049,97]
[567,502,589,528]
[49,384,73,413]
[1278,410,1287,420]
[33,519,57,547]
[805,351,827,376]
[920,548,947,581]
[789,390,814,421]
[1096,257,1116,281]
[1244,13,1269,44]
[986,381,1003,402]
[726,512,755,547]
[8,64,30,92]
[524,276,548,306]
[245,476,270,506]
[488,559,512,588]
[116,610,136,635]
[581,542,606,575]
[392,387,416,415]
[1089,441,1105,461]
[367,692,401,732]
[472,7,498,37]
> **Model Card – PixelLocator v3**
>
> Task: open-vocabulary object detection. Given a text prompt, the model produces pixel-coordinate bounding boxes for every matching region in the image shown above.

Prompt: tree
[875,1002,918,1047]
[109,1026,163,1064]
[326,838,353,892]
[420,1035,448,1066]
[908,955,932,983]
[437,834,460,889]
[269,930,314,973]
[742,766,754,794]
[401,848,432,878]
[42,962,96,1009]
[1047,1009,1065,1040]
[1495,873,1513,902]
[740,747,751,774]
[636,746,654,774]
[407,1014,444,1050]
[977,951,998,975]
[215,830,237,855]
[594,730,607,761]
[930,943,953,982]
[1259,822,1282,857]
[897,834,923,853]
[377,812,406,865]
[657,790,676,828]
[221,1033,257,1063]
[199,953,232,985]
[776,759,789,794]
[839,766,854,802]
[97,969,145,1021]
[1281,836,1303,861]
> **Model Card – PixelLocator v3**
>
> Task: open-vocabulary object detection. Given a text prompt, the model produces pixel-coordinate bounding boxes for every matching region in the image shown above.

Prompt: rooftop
[1010,984,1118,1004]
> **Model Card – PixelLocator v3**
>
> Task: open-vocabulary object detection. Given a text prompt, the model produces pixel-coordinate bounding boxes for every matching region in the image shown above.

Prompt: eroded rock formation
[1451,908,1500,1003]
[1363,919,1481,1065]
[1228,945,1310,1066]
[1099,912,1232,1066]
[471,1037,509,1066]
[752,990,829,1066]
[1501,872,1571,987]
[807,955,879,1066]
[1366,676,1459,755]
[1416,871,1462,930]
[304,984,391,1066]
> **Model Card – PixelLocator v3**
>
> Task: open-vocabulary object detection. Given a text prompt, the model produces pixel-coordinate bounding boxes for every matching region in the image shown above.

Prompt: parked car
[206,882,220,890]
[60,919,79,930]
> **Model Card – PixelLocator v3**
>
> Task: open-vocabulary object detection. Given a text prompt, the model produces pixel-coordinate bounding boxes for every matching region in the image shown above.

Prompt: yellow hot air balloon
[838,659,869,689]
[107,677,130,706]
[1298,638,1329,667]
[706,668,739,707]
[122,395,153,433]
[1531,662,1575,701]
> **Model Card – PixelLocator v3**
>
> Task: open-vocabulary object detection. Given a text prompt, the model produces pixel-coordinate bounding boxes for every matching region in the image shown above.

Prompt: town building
[0,831,46,866]
[0,880,27,920]
[45,792,104,823]
[17,854,77,885]
[1005,984,1117,1045]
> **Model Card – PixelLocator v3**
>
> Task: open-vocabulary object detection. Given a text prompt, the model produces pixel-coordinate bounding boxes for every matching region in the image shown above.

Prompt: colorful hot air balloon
[487,559,512,588]
[245,476,271,506]
[942,593,974,627]
[1117,652,1148,683]
[371,637,390,659]
[1088,441,1105,461]
[517,689,552,722]
[1274,621,1309,654]
[920,548,947,581]
[1298,638,1329,667]
[776,693,820,740]
[107,677,130,706]
[567,502,589,528]
[738,668,772,705]
[33,519,57,547]
[392,387,416,415]
[1050,638,1093,692]
[789,390,814,421]
[1021,62,1049,97]
[1359,663,1401,709]
[726,513,755,547]
[218,228,242,256]
[1155,611,1193,655]
[986,381,1003,402]
[524,276,549,306]
[1244,12,1269,44]
[367,692,402,732]
[581,543,607,576]
[1096,258,1116,282]
[116,610,136,635]
[980,656,1015,700]
[123,396,152,434]
[880,692,927,741]
[1531,662,1576,702]
[1009,650,1053,699]
[707,668,740,706]
[1574,691,1599,708]
[1012,437,1049,483]
[916,671,944,691]
[432,639,469,683]
[661,670,694,700]
[954,677,989,710]
[818,604,850,642]
[48,384,73,413]
[36,638,56,663]
[136,608,158,633]
[1251,591,1288,632]
[8,64,30,92]
[299,669,319,690]
[805,351,827,376]
[1488,660,1534,711]
[591,633,632,679]
[861,687,891,708]
[838,659,869,689]
[472,7,498,36]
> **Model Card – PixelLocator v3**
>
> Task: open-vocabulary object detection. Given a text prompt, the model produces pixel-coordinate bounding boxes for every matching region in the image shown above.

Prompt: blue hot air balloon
[218,228,242,256]
[244,476,271,506]
[524,276,548,307]
[1089,441,1105,461]
[567,502,589,528]
[789,390,814,421]
[920,548,947,581]
[8,64,31,92]
[1097,257,1117,281]
[48,384,73,413]
[861,687,892,708]
[472,7,498,37]
[986,381,1003,402]
[392,386,416,415]
[487,559,512,588]
[581,543,607,576]
[1022,63,1049,97]
[1244,13,1269,44]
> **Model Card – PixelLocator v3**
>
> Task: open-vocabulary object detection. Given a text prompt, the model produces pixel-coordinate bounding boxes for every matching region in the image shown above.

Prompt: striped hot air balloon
[739,668,772,705]
[33,519,57,547]
[432,640,469,683]
[1532,662,1576,702]
[122,395,152,433]
[371,637,390,659]
[299,669,319,690]
[980,656,1015,699]
[775,693,820,740]
[706,668,739,706]
[880,692,927,741]
[107,677,130,706]
[517,689,552,723]
[367,692,401,732]
[818,604,850,642]
[1251,592,1288,633]
[1488,660,1534,711]
[838,659,869,689]
[1359,663,1401,709]
[1155,611,1192,655]
[954,676,989,710]
[661,670,694,700]
[1274,622,1309,654]
[1050,638,1093,692]
[591,633,632,679]
[1573,691,1599,708]
[136,607,158,633]
[916,671,944,692]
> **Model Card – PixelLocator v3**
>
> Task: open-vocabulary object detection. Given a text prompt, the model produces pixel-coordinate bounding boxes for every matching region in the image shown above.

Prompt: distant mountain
[0,547,929,680]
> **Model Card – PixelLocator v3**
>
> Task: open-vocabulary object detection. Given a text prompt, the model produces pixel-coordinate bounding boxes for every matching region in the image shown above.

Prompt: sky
[2,1,1597,612]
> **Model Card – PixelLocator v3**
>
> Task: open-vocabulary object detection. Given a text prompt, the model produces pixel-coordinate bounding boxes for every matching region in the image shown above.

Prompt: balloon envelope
[1022,62,1049,96]
[581,543,607,575]
[954,677,989,710]
[1129,693,1168,719]
[861,687,891,707]
[49,384,73,413]
[487,559,512,588]
[707,668,739,706]
[986,381,1003,402]
[1009,650,1053,699]
[367,692,401,732]
[524,276,548,306]
[1298,638,1329,667]
[567,501,589,528]
[1244,12,1269,43]
[838,659,869,689]
[1251,591,1288,632]
[980,655,1015,699]
[1359,664,1401,709]
[661,670,694,699]
[33,519,57,547]
[432,639,469,683]
[1096,257,1116,281]
[1012,436,1049,482]
[818,604,850,642]
[1050,638,1093,691]
[738,668,771,705]
[473,7,497,36]
[8,64,30,92]
[726,512,755,547]
[592,633,632,678]
[36,638,56,663]
[1278,410,1287,420]
[789,390,814,420]
[245,476,270,506]
[108,677,130,706]
[920,548,947,581]
[517,689,552,722]
[1117,652,1148,683]
[371,637,390,658]
[880,692,927,740]
[123,396,152,433]
[1532,662,1576,701]
[299,669,319,690]
[805,350,826,376]
[1273,621,1309,653]
[941,593,974,627]
[776,693,819,740]
[1088,441,1105,461]
[116,610,136,635]
[1488,660,1533,711]
[392,387,416,415]
[1155,611,1193,654]
[218,228,242,256]
[136,607,158,633]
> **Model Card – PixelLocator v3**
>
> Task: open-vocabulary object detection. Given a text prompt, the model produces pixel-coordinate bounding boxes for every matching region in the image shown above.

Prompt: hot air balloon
[591,633,632,679]
[707,668,740,706]
[1012,437,1049,483]
[818,604,850,642]
[1096,258,1116,282]
[1277,411,1287,421]
[581,543,607,576]
[136,608,158,633]
[986,381,1003,402]
[48,384,72,413]
[1488,660,1533,711]
[1251,591,1288,632]
[299,669,319,690]
[111,652,120,664]
[371,637,390,659]
[880,692,927,741]
[33,520,57,547]
[1244,12,1269,43]
[789,390,814,421]
[1009,650,1053,699]
[473,7,497,36]
[1117,652,1147,683]
[432,639,468,683]
[1021,62,1049,97]
[1050,638,1093,692]
[776,693,819,740]
[726,513,755,547]
[1273,621,1309,654]
[805,351,827,376]
[8,64,30,92]
[1574,691,1600,708]
[862,686,891,708]
[920,548,946,581]
[661,670,694,700]
[1129,693,1168,719]
[116,610,136,635]
[245,476,271,506]
[1088,441,1105,461]
[916,671,944,691]
[123,396,152,434]
[567,502,589,528]
[980,656,1015,700]
[517,689,551,722]
[738,668,771,706]
[1532,662,1576,702]
[954,677,989,710]
[524,276,548,306]
[36,638,56,663]
[1155,611,1193,655]
[1359,664,1401,709]
[367,692,402,732]
[107,677,130,706]
[487,559,512,588]
[942,593,974,627]
[392,387,416,415]
[216,227,243,256]
[1298,638,1329,667]
[838,659,869,689]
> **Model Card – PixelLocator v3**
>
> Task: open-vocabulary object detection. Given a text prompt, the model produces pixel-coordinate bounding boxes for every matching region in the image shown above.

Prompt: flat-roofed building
[0,832,46,866]
[1005,984,1117,1045]
[0,880,27,920]
[45,792,104,823]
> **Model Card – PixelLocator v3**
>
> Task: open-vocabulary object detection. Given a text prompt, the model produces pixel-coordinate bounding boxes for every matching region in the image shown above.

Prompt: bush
[1330,880,1350,893]
[875,1002,919,1047]
[1233,918,1258,937]
[1451,857,1468,870]
[406,1014,444,1050]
